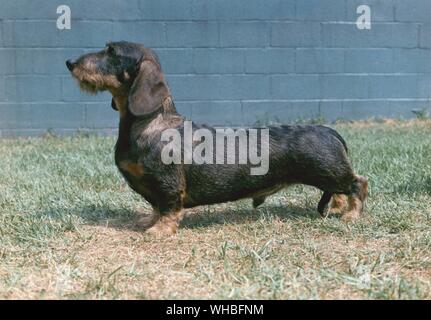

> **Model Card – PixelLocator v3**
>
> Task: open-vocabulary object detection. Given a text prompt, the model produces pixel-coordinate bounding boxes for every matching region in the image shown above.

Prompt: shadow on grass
[43,202,321,232]
[181,204,319,230]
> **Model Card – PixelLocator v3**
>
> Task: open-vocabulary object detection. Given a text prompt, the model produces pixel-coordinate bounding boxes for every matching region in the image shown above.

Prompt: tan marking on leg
[119,161,144,177]
[341,175,368,223]
[328,194,347,215]
[146,210,184,236]
[341,196,362,222]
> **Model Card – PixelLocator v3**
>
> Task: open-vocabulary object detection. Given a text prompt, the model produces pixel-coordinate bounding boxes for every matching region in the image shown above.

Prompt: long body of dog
[66,41,368,235]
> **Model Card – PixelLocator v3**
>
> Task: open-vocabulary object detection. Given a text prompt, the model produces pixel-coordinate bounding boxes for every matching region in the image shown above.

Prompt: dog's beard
[78,79,102,94]
[71,69,107,94]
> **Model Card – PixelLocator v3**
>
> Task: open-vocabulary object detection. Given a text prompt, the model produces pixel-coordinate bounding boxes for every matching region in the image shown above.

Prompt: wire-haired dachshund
[66,41,368,235]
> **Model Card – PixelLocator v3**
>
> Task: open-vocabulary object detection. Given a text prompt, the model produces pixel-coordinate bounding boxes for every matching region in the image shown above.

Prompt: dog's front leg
[143,210,184,236]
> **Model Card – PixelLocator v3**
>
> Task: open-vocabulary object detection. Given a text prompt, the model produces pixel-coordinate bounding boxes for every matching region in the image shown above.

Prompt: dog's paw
[146,220,178,237]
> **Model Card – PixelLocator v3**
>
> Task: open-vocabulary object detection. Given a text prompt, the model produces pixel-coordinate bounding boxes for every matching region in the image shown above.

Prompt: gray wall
[1,0,431,137]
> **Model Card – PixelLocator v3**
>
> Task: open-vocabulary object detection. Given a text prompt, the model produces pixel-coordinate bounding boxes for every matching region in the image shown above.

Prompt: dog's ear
[128,60,169,116]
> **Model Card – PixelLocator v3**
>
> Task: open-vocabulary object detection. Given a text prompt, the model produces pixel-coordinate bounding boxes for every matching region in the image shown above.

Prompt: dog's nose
[66,60,75,71]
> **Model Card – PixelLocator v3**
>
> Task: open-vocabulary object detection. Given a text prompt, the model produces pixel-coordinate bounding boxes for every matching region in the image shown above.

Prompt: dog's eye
[107,45,115,55]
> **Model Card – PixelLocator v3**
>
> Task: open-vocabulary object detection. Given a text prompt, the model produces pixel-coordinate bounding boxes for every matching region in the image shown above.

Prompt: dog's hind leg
[341,175,368,223]
[328,194,347,215]
[253,196,266,209]
[317,191,332,217]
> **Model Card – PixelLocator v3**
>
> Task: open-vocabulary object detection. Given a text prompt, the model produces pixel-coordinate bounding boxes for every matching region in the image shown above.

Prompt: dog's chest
[115,156,156,203]
[114,135,153,201]
[118,160,145,177]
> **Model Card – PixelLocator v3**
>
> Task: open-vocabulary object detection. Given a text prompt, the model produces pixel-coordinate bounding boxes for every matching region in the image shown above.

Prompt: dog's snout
[66,60,75,71]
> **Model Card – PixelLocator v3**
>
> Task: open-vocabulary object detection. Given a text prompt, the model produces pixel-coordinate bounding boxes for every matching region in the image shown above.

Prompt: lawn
[0,120,430,299]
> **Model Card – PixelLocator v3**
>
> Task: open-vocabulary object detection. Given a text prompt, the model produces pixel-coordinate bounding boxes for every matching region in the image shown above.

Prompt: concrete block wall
[0,0,430,136]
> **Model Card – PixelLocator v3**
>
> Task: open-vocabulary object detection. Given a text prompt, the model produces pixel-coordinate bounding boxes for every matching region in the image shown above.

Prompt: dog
[66,41,368,235]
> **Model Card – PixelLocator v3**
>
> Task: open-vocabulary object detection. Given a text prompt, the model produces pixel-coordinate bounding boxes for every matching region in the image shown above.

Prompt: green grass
[0,120,430,299]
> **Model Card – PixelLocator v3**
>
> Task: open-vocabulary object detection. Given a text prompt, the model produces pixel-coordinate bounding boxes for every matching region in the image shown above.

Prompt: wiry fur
[66,41,369,235]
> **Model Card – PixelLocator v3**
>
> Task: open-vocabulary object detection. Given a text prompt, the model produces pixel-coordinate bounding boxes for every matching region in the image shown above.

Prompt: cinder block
[395,0,431,22]
[140,0,193,20]
[270,75,321,99]
[391,100,431,119]
[321,75,368,99]
[241,101,320,125]
[0,22,3,45]
[168,75,222,100]
[0,49,36,75]
[193,49,245,74]
[368,75,419,98]
[2,21,53,47]
[191,0,295,20]
[271,22,321,47]
[296,49,344,73]
[346,0,396,22]
[166,22,219,47]
[0,0,140,20]
[0,0,139,20]
[5,75,62,102]
[57,21,112,47]
[319,100,344,121]
[33,48,86,74]
[189,101,243,126]
[85,103,118,128]
[156,49,194,74]
[0,103,86,129]
[417,74,431,99]
[0,77,5,101]
[393,49,431,73]
[220,22,269,47]
[0,49,15,74]
[322,22,419,48]
[169,101,192,119]
[72,0,142,20]
[61,76,111,102]
[296,0,346,21]
[420,24,431,48]
[345,49,393,73]
[341,100,392,120]
[14,49,34,75]
[113,22,166,47]
[168,75,270,100]
[245,49,295,74]
[3,20,113,48]
[0,0,58,19]
[217,75,271,99]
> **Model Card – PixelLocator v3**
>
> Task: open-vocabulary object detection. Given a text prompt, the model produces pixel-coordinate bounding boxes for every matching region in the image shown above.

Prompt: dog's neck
[115,95,181,154]
[112,95,128,118]
[113,94,177,119]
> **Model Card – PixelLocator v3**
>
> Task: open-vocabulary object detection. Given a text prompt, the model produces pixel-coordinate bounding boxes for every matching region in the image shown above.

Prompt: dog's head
[66,41,170,117]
